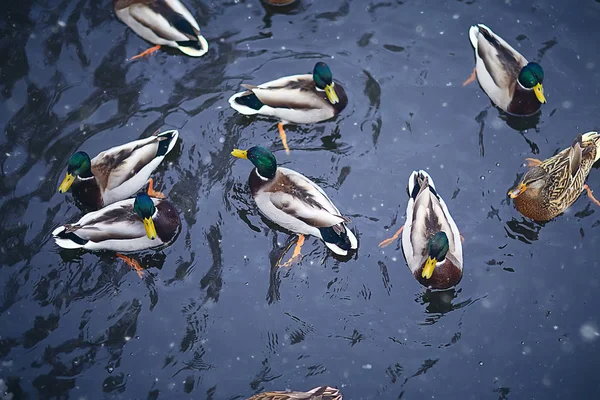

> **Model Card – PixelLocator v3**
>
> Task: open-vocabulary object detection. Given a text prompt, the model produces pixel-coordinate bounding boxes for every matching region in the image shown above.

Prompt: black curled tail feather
[156,130,177,157]
[319,225,352,251]
[56,229,88,246]
[235,93,264,110]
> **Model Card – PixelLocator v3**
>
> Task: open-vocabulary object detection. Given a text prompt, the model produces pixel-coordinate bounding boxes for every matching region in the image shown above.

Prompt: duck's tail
[581,131,600,162]
[155,129,179,157]
[52,225,88,249]
[319,225,358,256]
[177,35,209,57]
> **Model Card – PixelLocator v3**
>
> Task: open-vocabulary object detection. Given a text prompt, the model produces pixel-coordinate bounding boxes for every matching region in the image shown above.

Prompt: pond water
[1,0,600,398]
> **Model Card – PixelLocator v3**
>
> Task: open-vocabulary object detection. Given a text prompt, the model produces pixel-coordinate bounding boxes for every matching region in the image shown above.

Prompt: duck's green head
[231,146,277,179]
[134,193,157,240]
[313,62,339,105]
[518,62,546,104]
[58,151,92,193]
[422,232,449,280]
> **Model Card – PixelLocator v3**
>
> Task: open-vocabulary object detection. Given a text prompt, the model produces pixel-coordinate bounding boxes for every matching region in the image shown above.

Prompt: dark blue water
[1,0,600,398]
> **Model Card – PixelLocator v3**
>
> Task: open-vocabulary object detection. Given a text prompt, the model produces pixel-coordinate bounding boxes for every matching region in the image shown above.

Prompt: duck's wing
[128,0,199,43]
[91,134,168,191]
[268,168,349,231]
[474,24,527,90]
[247,74,325,110]
[58,200,146,242]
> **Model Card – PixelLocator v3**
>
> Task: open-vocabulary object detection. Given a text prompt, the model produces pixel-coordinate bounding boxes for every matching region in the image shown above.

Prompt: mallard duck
[464,24,546,116]
[228,62,348,154]
[52,192,181,276]
[231,146,357,265]
[508,131,600,221]
[247,386,342,400]
[58,129,178,211]
[379,171,463,290]
[114,0,209,60]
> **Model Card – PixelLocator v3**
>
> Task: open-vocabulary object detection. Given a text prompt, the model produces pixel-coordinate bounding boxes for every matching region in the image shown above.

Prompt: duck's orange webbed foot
[462,67,477,86]
[116,254,145,278]
[584,184,600,207]
[147,178,166,199]
[278,122,291,155]
[130,45,161,61]
[277,235,305,267]
[525,158,542,167]
[378,225,404,248]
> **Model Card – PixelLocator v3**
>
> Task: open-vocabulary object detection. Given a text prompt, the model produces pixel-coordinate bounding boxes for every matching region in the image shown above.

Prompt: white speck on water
[553,325,558,331]
[478,361,484,366]
[107,366,114,373]
[452,14,459,19]
[439,31,444,35]
[442,102,448,107]
[219,137,225,144]
[281,46,286,50]
[580,323,600,341]
[391,257,397,262]
[371,207,376,211]
[124,336,131,341]
[522,346,532,355]
[362,364,372,370]
[562,100,573,109]
[64,105,71,110]
[58,20,66,27]
[480,175,485,180]
[440,164,444,169]
[4,153,9,157]
[343,371,349,378]
[446,82,452,87]
[416,25,423,33]
[169,342,175,348]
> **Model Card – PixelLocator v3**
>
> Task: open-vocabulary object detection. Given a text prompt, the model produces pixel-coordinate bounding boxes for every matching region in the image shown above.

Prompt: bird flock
[49,1,600,398]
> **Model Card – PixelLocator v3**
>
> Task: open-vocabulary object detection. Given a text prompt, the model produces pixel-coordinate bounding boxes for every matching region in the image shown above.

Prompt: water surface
[1,0,600,398]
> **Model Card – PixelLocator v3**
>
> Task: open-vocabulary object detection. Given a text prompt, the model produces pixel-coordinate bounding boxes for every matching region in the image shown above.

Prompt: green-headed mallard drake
[231,146,357,265]
[114,0,209,60]
[465,24,546,116]
[379,170,463,290]
[228,62,348,154]
[247,386,342,400]
[58,129,178,211]
[508,131,600,221]
[52,192,181,277]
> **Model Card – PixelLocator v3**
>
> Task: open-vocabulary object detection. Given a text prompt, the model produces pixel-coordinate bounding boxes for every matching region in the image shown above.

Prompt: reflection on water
[2,0,600,399]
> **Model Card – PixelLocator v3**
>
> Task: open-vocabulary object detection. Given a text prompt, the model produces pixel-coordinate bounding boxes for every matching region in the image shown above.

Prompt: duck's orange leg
[278,122,291,155]
[525,158,542,167]
[130,45,161,61]
[378,225,404,248]
[277,235,305,267]
[147,178,166,199]
[116,254,145,278]
[462,67,477,86]
[584,184,600,207]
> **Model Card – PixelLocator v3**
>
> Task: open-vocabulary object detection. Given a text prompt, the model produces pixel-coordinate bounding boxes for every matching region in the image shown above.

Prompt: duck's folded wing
[250,75,323,109]
[129,2,197,42]
[270,191,348,229]
[410,190,457,251]
[92,136,160,190]
[476,27,525,89]
[67,204,146,242]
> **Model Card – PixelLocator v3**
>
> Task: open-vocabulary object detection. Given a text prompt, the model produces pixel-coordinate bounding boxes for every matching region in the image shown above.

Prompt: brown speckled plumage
[511,132,600,221]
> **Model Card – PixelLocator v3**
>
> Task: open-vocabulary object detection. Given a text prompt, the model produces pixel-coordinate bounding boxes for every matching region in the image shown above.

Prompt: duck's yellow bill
[508,183,527,199]
[58,173,75,193]
[144,217,157,240]
[231,149,248,159]
[325,84,339,105]
[422,257,437,279]
[534,83,546,104]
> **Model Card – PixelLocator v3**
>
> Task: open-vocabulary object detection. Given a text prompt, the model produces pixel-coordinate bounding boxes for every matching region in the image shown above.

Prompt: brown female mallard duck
[465,24,546,116]
[508,131,600,221]
[247,386,342,400]
[114,0,209,60]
